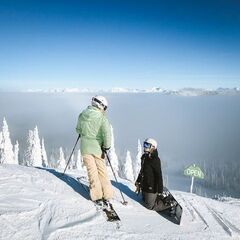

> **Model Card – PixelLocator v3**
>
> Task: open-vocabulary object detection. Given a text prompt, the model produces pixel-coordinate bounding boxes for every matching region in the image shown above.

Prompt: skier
[135,138,171,212]
[76,95,113,207]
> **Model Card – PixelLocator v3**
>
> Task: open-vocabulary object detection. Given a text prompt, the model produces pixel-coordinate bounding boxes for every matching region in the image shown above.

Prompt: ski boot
[94,199,104,210]
[102,199,111,210]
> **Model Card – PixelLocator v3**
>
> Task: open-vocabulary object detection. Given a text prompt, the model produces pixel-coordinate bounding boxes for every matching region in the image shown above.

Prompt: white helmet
[91,95,108,111]
[143,138,157,152]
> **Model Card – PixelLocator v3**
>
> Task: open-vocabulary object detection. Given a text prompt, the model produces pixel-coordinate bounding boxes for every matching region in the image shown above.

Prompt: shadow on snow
[111,180,142,203]
[36,167,142,205]
[36,167,90,201]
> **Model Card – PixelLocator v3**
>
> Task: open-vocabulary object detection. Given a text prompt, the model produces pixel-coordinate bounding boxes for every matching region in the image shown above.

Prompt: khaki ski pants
[83,154,113,201]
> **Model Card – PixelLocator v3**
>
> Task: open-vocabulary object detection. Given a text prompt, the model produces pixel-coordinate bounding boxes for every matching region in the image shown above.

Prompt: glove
[135,182,141,194]
[101,151,106,159]
[101,147,110,159]
[102,147,110,152]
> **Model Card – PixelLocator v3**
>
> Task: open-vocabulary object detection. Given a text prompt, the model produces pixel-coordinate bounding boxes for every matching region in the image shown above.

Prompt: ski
[157,187,183,225]
[102,203,121,222]
[77,176,121,223]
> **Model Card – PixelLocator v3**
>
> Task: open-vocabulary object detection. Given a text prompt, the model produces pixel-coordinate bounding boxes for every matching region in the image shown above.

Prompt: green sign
[184,164,204,179]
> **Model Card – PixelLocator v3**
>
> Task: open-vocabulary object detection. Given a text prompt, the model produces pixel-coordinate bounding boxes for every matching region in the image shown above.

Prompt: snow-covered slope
[1,164,240,240]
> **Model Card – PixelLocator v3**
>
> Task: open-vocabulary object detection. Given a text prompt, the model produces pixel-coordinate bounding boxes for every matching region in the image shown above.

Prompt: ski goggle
[143,142,152,149]
[92,97,107,111]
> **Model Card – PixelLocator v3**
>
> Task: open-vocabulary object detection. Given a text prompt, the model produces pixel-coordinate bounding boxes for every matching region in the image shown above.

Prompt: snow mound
[0,164,240,240]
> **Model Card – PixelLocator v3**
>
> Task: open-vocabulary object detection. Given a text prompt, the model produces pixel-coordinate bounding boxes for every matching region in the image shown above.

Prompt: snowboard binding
[157,188,183,225]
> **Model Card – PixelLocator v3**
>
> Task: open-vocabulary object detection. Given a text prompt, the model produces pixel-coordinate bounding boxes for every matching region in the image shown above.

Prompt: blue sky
[0,0,240,90]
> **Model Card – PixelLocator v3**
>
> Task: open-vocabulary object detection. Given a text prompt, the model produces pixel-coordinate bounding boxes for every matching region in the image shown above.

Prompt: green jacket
[76,106,111,158]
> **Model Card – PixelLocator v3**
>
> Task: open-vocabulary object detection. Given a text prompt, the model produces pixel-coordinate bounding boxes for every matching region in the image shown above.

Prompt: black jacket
[136,149,163,194]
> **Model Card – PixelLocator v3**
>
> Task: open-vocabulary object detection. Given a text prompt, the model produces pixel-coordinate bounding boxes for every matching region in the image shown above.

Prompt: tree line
[0,118,143,182]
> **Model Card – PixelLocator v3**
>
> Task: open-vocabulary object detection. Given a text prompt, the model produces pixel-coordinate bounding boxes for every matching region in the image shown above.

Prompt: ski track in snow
[189,200,209,229]
[1,165,240,240]
[179,193,240,239]
[205,203,240,237]
[180,197,197,222]
[181,197,209,229]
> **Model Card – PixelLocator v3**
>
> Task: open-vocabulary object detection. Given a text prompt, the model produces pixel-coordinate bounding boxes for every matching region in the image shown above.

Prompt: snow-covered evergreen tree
[68,152,75,169]
[24,130,34,166]
[0,131,3,164]
[32,126,42,167]
[134,139,142,180]
[14,141,19,165]
[123,150,134,182]
[24,126,43,167]
[49,152,57,168]
[76,149,83,170]
[108,125,119,174]
[76,149,87,172]
[58,147,65,169]
[41,138,48,167]
[0,118,14,164]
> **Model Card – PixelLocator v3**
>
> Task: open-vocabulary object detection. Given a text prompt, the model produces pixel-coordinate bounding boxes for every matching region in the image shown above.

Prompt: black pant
[142,192,171,212]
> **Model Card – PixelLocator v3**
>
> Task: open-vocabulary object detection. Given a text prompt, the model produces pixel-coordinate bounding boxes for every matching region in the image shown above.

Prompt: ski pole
[104,150,128,205]
[62,134,80,175]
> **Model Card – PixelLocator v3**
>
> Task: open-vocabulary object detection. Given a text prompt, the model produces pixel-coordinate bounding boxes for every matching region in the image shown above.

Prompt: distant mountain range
[25,87,240,96]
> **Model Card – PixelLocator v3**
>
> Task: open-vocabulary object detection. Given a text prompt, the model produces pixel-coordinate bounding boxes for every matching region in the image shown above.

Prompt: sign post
[184,164,204,193]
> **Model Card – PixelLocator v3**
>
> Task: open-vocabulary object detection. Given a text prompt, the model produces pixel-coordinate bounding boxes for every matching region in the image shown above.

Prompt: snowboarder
[76,95,113,207]
[135,138,171,212]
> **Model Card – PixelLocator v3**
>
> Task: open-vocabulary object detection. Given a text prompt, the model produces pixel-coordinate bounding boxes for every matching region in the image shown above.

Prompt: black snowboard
[157,187,183,225]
